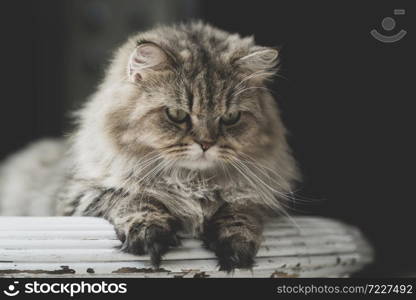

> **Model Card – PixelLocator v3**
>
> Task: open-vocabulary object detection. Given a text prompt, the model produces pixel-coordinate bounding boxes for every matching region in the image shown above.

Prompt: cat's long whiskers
[134,158,165,186]
[226,157,301,232]
[239,159,305,208]
[239,153,284,178]
[127,151,160,176]
[220,150,293,200]
[140,158,169,186]
[226,159,274,204]
[219,159,233,187]
[120,152,163,187]
[143,159,174,195]
[237,158,290,192]
[135,158,175,204]
[237,158,301,205]
[134,151,163,169]
[238,153,310,204]
[241,154,317,205]
[231,158,287,197]
[221,152,284,199]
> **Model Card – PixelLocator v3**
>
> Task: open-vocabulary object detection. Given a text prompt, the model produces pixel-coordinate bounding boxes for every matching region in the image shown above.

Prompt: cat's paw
[211,234,258,272]
[204,222,261,272]
[119,214,180,267]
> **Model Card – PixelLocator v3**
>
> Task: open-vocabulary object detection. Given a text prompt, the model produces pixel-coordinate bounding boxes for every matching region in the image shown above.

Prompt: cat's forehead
[174,41,244,113]
[138,23,254,75]
[162,56,239,113]
[135,23,262,112]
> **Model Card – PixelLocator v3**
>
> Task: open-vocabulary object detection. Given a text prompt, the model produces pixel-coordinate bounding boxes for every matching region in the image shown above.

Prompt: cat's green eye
[165,108,188,123]
[221,111,241,125]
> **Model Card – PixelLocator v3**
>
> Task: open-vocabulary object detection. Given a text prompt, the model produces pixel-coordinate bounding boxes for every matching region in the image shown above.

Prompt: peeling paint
[270,271,299,278]
[292,263,302,271]
[336,257,341,265]
[0,216,374,277]
[0,265,75,275]
[172,270,210,278]
[112,267,169,274]
[193,272,210,278]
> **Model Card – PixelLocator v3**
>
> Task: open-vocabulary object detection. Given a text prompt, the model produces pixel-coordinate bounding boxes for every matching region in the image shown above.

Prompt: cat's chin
[175,158,217,171]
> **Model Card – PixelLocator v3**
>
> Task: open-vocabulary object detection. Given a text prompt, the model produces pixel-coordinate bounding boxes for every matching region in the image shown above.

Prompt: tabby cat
[0,22,299,271]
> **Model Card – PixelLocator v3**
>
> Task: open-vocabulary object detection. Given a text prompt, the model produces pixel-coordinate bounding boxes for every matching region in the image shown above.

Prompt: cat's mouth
[173,144,218,170]
[179,160,215,170]
[176,153,217,170]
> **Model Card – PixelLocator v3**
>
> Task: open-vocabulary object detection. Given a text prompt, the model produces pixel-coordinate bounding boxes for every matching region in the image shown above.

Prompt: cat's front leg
[65,184,182,268]
[203,204,264,272]
[109,197,182,267]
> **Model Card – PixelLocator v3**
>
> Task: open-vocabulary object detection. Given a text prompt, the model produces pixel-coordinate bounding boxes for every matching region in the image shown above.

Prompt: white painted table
[0,216,373,278]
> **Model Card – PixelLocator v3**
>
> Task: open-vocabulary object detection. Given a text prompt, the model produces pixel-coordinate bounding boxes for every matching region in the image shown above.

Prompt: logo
[371,9,407,43]
[3,281,20,297]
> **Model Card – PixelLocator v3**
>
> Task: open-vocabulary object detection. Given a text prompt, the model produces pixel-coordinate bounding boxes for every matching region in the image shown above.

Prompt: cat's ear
[234,47,279,81]
[127,43,169,82]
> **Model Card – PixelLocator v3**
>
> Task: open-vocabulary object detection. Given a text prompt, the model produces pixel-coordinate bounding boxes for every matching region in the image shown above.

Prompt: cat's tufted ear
[127,43,169,82]
[234,47,279,81]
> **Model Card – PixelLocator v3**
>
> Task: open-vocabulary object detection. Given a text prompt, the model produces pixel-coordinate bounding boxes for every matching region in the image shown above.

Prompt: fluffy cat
[0,22,299,271]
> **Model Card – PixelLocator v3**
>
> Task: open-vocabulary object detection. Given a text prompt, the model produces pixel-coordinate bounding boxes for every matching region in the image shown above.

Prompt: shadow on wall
[0,0,199,160]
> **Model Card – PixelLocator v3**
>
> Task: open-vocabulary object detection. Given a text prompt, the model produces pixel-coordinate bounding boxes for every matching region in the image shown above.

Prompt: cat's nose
[197,141,214,151]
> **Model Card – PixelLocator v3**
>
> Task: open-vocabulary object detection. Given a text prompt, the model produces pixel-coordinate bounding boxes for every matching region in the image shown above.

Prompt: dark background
[0,0,414,276]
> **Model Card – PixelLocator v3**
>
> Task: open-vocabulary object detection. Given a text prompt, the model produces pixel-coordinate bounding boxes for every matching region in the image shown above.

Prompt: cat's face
[106,42,283,172]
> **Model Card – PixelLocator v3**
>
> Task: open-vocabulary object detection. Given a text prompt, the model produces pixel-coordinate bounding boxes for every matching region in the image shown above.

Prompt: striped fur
[0,22,299,270]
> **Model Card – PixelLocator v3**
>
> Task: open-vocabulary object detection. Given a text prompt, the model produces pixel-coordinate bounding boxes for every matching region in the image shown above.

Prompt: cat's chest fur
[148,174,256,233]
[156,176,225,219]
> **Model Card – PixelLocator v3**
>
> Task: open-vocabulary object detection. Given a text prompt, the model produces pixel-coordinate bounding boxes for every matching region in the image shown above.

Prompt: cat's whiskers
[220,155,301,231]
[239,152,287,182]
[233,159,289,198]
[219,149,291,198]
[219,159,233,188]
[131,154,163,177]
[144,159,174,191]
[127,145,191,192]
[133,157,165,186]
[135,159,175,204]
[118,151,161,188]
[237,152,313,205]
[237,158,305,211]
[139,158,170,186]
[237,153,294,195]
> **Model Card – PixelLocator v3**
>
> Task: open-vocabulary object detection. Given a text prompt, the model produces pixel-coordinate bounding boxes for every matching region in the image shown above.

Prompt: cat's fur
[0,22,299,271]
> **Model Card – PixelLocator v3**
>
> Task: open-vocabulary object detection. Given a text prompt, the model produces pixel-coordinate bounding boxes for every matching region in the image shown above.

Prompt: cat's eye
[221,111,241,125]
[165,108,188,123]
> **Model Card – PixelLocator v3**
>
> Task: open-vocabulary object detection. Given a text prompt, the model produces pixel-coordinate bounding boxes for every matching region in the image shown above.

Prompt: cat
[0,22,299,271]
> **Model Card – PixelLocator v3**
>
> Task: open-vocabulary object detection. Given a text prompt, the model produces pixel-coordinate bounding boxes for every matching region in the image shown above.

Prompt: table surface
[0,216,373,278]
